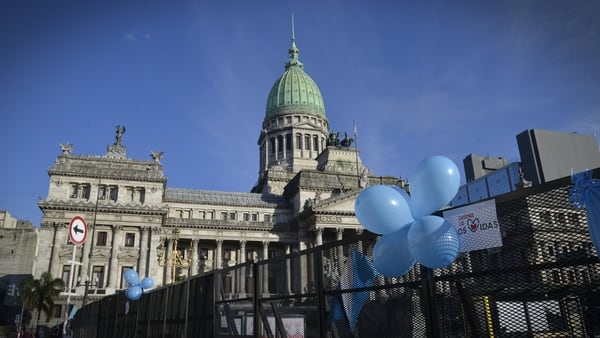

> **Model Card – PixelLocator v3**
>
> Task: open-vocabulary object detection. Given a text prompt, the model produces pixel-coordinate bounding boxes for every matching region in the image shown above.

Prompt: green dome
[265,38,325,119]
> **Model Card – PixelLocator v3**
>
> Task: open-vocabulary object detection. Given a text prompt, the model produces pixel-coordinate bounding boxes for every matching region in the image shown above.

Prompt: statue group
[327,130,354,147]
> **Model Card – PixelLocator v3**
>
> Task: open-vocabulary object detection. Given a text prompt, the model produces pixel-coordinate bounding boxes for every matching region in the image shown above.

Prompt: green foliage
[20,272,65,325]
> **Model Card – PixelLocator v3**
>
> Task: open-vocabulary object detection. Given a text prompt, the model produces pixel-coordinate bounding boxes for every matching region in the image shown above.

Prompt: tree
[20,272,65,327]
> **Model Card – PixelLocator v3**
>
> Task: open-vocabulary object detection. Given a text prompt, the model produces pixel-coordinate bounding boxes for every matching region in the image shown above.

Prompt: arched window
[296,134,302,149]
[277,135,284,152]
[270,137,276,154]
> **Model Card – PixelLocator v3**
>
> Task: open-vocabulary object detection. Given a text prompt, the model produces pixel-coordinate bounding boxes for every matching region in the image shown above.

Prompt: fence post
[253,262,261,338]
[314,248,328,337]
[420,266,441,338]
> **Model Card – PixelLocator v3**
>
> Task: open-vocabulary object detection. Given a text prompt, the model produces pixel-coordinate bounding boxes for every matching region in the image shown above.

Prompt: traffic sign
[68,216,88,246]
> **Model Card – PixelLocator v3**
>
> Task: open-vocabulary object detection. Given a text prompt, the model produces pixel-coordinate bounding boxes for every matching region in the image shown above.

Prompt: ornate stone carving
[317,215,343,223]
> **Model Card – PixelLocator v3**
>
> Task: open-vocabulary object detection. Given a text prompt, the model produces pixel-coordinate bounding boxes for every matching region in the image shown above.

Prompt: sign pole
[63,216,88,336]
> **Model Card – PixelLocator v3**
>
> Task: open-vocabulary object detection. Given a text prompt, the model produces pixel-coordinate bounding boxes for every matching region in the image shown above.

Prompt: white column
[190,239,199,276]
[239,240,246,295]
[315,228,323,246]
[262,241,269,294]
[215,239,223,270]
[166,238,173,283]
[138,227,149,278]
[108,226,121,288]
[285,245,292,294]
[336,228,344,267]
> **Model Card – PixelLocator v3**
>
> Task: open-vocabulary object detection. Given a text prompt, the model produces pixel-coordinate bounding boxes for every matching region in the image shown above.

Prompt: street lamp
[156,228,192,283]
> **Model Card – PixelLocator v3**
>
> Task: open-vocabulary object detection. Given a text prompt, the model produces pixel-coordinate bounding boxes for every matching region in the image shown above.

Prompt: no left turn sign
[68,216,88,246]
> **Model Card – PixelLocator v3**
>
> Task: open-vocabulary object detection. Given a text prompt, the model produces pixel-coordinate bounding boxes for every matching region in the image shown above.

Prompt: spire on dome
[286,14,303,69]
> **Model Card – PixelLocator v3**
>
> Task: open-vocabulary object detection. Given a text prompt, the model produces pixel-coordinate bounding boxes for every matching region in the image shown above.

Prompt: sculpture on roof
[114,125,126,145]
[151,150,164,163]
[60,143,73,155]
[340,132,354,147]
[327,131,340,146]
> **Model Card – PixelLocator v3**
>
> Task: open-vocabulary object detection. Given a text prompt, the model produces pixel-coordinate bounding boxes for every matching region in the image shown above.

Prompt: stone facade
[29,36,407,324]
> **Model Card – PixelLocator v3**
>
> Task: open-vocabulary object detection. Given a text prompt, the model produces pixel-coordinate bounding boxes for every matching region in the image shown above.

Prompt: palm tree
[20,272,65,327]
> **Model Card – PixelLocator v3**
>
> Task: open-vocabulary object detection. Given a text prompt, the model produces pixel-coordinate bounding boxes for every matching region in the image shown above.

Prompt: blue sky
[1,0,599,225]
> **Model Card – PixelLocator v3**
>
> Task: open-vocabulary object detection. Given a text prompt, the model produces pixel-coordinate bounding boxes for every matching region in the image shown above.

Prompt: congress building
[33,34,404,319]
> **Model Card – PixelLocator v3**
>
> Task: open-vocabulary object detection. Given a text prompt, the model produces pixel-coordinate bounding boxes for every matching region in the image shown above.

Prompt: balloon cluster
[124,269,154,301]
[354,156,461,277]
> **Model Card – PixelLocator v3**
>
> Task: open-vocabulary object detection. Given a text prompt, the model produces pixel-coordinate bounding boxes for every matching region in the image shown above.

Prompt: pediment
[313,191,359,214]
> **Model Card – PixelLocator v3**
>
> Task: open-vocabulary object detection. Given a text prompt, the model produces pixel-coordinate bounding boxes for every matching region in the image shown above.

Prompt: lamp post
[156,228,192,283]
[82,178,101,307]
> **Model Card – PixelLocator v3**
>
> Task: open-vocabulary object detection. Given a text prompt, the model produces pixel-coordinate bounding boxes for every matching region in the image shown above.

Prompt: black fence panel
[71,170,600,337]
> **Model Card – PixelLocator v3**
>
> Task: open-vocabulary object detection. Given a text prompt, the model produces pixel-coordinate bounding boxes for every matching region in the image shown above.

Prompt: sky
[1,0,599,225]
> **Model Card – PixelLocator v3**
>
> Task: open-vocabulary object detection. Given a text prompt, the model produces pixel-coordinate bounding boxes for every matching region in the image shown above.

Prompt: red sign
[68,216,88,246]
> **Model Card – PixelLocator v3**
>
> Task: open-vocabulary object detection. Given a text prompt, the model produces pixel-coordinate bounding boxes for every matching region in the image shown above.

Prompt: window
[221,212,228,220]
[251,214,258,222]
[81,185,90,199]
[243,213,250,221]
[96,231,107,246]
[183,210,191,219]
[120,266,133,289]
[229,212,236,220]
[92,266,105,289]
[52,305,62,318]
[70,184,91,199]
[313,135,319,152]
[286,134,292,150]
[108,185,118,202]
[296,134,302,149]
[70,184,79,198]
[199,248,209,260]
[277,135,283,152]
[270,138,276,154]
[264,214,271,223]
[223,248,231,261]
[206,211,213,220]
[247,249,256,262]
[62,265,72,290]
[124,233,135,247]
[304,135,311,150]
[98,185,106,200]
[286,116,291,124]
[138,188,145,204]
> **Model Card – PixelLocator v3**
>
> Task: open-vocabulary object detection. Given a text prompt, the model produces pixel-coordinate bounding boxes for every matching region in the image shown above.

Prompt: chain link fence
[71,171,600,337]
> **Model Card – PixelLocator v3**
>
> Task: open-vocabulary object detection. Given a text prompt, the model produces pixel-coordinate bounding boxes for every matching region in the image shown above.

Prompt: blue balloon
[407,215,460,269]
[354,185,415,235]
[409,156,460,219]
[373,225,415,277]
[124,269,139,286]
[126,285,143,301]
[140,276,154,289]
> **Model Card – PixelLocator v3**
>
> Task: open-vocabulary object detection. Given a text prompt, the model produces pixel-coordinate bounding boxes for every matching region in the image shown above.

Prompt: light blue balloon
[409,156,460,219]
[373,225,415,277]
[140,276,154,289]
[354,185,415,235]
[407,215,460,269]
[124,269,139,286]
[126,285,143,301]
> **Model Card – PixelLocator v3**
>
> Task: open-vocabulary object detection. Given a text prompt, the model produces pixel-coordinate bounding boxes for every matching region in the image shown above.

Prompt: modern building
[0,211,37,326]
[31,33,403,324]
[517,129,600,186]
[452,129,600,207]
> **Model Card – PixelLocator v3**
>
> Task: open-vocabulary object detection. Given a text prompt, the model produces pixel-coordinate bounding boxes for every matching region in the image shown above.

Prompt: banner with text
[443,199,502,252]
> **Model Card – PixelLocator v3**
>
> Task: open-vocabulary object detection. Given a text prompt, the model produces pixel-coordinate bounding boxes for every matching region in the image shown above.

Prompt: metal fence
[71,172,600,337]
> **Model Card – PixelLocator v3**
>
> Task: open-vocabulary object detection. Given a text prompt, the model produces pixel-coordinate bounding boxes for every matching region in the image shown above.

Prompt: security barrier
[71,171,600,337]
